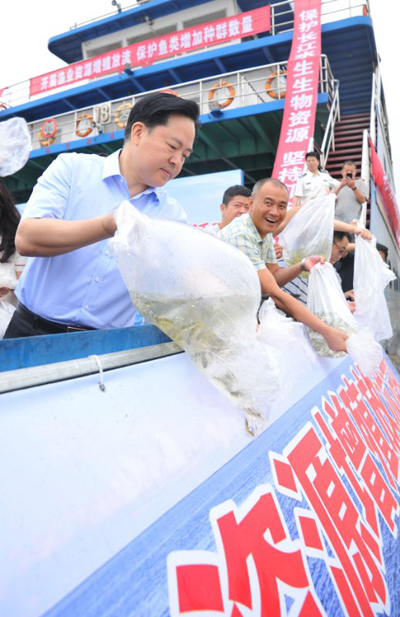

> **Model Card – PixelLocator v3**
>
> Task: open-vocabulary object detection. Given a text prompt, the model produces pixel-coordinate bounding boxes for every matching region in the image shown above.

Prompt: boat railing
[68,0,370,35]
[0,0,370,111]
[320,78,341,169]
[269,0,370,36]
[366,66,400,279]
[23,56,336,153]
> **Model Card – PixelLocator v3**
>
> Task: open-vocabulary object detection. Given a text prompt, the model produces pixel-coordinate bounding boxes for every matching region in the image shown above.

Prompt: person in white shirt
[292,151,339,207]
[204,185,251,234]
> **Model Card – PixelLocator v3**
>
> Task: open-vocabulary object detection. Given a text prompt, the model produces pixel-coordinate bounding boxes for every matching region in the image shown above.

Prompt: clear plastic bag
[280,192,335,274]
[0,117,32,177]
[307,262,358,357]
[345,329,383,377]
[0,262,18,289]
[353,235,396,341]
[110,201,281,435]
[307,262,382,375]
[0,300,15,339]
[258,298,318,389]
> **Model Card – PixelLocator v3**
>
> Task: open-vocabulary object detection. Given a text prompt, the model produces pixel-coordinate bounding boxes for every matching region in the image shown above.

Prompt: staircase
[325,112,370,225]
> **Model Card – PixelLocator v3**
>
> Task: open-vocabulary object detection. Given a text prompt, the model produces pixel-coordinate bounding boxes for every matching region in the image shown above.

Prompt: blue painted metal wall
[0,325,171,372]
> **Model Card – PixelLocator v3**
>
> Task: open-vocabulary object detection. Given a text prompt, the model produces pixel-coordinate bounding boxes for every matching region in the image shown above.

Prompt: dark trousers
[3,304,93,339]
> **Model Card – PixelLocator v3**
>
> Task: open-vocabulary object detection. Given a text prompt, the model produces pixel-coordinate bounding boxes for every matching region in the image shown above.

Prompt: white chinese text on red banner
[30,7,271,97]
[272,0,322,204]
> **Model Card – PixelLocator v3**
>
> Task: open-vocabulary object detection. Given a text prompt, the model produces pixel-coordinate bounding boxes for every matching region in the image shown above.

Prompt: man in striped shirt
[218,178,348,354]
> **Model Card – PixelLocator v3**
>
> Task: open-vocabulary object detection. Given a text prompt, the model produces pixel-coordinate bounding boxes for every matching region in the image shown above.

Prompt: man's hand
[0,287,10,298]
[352,227,372,240]
[346,178,357,190]
[323,327,348,352]
[304,255,326,272]
[344,290,355,301]
[334,179,346,195]
[347,301,356,314]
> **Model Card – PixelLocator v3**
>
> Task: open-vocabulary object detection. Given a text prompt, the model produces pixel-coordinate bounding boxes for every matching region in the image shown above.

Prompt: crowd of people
[0,92,390,354]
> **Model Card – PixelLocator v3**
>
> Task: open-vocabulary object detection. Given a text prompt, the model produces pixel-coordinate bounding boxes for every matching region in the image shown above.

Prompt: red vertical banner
[369,139,400,247]
[272,0,322,204]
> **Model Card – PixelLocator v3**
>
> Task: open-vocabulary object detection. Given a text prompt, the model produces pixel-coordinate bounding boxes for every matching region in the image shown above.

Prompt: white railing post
[370,71,376,146]
[360,128,369,227]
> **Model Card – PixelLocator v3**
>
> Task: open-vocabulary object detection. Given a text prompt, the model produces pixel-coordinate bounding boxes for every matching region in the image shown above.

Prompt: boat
[0,1,399,615]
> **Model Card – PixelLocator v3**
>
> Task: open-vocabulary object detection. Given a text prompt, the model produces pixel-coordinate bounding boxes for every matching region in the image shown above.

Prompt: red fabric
[369,138,400,247]
[29,7,270,97]
[272,0,322,205]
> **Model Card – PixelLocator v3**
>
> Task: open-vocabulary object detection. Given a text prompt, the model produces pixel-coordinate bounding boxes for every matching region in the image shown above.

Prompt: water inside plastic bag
[110,201,281,435]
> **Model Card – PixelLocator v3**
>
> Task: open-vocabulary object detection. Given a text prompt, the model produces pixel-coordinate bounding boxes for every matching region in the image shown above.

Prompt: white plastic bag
[0,117,32,177]
[353,235,396,341]
[307,262,382,375]
[0,300,15,338]
[346,329,383,377]
[307,262,357,357]
[110,201,280,435]
[258,298,318,388]
[0,261,18,289]
[280,192,335,273]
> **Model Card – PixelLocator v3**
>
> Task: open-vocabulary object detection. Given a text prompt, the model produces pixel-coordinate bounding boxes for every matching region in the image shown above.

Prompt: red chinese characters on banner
[29,7,270,97]
[272,0,322,204]
[168,487,324,616]
[167,359,400,616]
[369,139,400,247]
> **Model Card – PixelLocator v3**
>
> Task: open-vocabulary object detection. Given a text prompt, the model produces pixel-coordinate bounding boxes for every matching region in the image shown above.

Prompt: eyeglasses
[333,241,348,258]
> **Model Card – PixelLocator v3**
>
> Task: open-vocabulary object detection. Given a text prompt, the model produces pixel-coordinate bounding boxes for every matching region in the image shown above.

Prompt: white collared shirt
[295,169,339,202]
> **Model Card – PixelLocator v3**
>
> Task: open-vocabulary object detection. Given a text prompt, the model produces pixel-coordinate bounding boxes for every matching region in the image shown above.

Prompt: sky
[0,0,399,190]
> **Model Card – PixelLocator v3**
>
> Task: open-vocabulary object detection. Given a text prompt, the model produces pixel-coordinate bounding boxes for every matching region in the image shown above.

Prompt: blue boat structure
[1,1,400,615]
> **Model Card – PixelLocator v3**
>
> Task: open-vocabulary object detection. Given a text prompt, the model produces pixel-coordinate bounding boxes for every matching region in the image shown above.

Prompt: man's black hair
[333,231,352,243]
[252,177,289,197]
[124,92,200,141]
[305,151,321,162]
[222,185,251,205]
[376,242,389,258]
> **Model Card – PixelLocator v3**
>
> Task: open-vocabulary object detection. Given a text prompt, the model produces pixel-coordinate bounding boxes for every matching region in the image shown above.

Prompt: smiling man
[218,178,348,353]
[205,185,251,234]
[5,92,199,338]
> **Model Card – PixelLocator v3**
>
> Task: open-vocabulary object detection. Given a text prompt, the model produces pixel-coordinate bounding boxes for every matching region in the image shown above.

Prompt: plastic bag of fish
[307,262,382,376]
[110,201,281,435]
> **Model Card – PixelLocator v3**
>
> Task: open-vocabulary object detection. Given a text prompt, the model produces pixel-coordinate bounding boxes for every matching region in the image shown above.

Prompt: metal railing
[0,0,370,111]
[69,1,151,30]
[26,56,335,151]
[320,79,341,168]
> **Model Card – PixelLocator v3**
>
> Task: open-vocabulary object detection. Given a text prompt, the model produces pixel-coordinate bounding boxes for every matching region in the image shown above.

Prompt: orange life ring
[38,129,55,147]
[76,114,93,138]
[114,102,132,129]
[41,118,57,139]
[208,81,235,110]
[265,71,287,99]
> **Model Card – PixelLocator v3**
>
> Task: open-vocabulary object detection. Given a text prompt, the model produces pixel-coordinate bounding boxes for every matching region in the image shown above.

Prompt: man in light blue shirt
[5,92,199,337]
